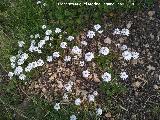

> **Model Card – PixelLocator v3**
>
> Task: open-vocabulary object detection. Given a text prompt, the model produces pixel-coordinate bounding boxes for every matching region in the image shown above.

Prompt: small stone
[148,11,155,17]
[147,65,155,71]
[104,37,111,44]
[57,81,63,89]
[153,85,159,90]
[105,112,112,118]
[126,21,132,29]
[132,81,141,88]
[42,88,46,93]
[150,33,154,39]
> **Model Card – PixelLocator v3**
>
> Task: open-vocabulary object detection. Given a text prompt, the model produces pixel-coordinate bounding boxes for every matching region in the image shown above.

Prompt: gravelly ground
[103,7,160,120]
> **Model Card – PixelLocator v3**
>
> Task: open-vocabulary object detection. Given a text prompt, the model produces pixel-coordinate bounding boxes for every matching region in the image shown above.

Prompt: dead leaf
[93,73,100,82]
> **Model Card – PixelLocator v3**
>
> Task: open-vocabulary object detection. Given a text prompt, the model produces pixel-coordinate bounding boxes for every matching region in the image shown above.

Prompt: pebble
[148,11,155,17]
[104,37,111,44]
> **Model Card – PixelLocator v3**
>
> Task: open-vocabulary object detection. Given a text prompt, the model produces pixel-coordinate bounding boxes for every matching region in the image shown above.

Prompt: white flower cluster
[122,51,139,60]
[113,28,130,36]
[25,59,44,72]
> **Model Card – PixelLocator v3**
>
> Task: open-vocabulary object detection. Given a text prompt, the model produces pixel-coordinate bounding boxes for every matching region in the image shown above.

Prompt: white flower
[38,40,46,48]
[31,61,38,68]
[122,50,132,60]
[79,61,84,66]
[17,59,24,65]
[75,98,81,105]
[44,36,50,41]
[55,28,61,33]
[93,91,98,96]
[45,30,52,35]
[25,66,32,72]
[42,25,46,29]
[11,63,16,68]
[37,59,44,66]
[30,35,34,38]
[94,24,101,31]
[131,52,139,59]
[59,35,62,39]
[121,45,128,51]
[87,30,95,38]
[81,41,87,46]
[102,72,111,82]
[60,42,67,48]
[82,70,90,78]
[120,72,128,80]
[18,41,25,47]
[64,84,72,92]
[54,103,60,111]
[64,56,71,62]
[70,115,77,120]
[121,28,130,36]
[20,53,28,60]
[96,108,102,115]
[98,30,103,34]
[67,36,74,41]
[88,94,95,102]
[37,50,42,53]
[25,63,33,72]
[19,74,26,80]
[113,28,121,35]
[14,66,23,75]
[33,47,39,52]
[10,56,16,63]
[71,46,82,55]
[85,52,94,61]
[47,56,52,62]
[63,93,68,100]
[8,72,14,79]
[43,3,47,6]
[35,34,40,39]
[53,52,60,58]
[29,44,35,52]
[37,1,41,4]
[99,47,109,55]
